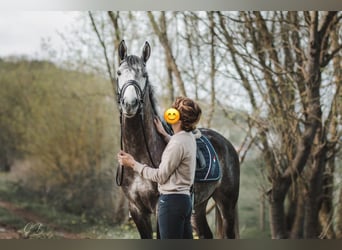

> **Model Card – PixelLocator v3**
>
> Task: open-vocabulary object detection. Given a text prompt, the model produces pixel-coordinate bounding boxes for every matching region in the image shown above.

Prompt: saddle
[195,135,221,182]
[162,121,221,182]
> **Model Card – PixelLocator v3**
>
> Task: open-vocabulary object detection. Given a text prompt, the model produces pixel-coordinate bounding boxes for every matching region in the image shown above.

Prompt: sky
[0,11,81,59]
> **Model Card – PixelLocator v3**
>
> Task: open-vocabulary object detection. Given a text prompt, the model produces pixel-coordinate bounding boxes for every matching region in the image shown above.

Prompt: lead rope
[115,112,124,186]
[116,110,157,186]
[139,113,157,168]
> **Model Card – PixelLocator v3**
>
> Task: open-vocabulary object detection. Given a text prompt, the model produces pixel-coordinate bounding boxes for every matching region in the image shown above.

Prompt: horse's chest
[127,176,157,199]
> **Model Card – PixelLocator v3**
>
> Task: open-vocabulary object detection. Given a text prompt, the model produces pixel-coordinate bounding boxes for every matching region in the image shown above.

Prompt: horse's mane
[149,85,161,118]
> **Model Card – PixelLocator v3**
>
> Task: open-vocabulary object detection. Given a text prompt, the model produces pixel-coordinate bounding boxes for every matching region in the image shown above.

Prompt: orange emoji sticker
[164,108,180,124]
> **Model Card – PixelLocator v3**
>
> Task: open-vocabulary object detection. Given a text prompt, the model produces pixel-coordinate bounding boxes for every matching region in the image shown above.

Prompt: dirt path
[0,200,85,239]
[0,224,20,239]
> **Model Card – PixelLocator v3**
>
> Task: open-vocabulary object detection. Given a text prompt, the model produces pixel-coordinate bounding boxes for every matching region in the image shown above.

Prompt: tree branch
[88,11,116,98]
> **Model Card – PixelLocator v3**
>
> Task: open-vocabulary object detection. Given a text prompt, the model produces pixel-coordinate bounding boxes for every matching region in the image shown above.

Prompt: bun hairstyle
[172,96,202,132]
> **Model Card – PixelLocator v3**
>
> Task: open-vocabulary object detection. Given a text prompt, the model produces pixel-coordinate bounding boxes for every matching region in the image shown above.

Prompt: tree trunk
[318,158,336,239]
[259,194,266,231]
[269,189,287,238]
[166,56,174,103]
[289,181,305,238]
[336,186,342,239]
[285,186,297,233]
[205,12,216,128]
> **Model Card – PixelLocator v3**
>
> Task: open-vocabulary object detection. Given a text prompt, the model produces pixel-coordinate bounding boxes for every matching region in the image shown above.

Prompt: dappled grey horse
[115,40,240,238]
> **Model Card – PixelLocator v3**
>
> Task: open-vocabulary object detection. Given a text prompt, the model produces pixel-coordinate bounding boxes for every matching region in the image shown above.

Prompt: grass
[0,172,140,239]
[238,157,271,238]
[0,155,272,239]
[0,207,29,229]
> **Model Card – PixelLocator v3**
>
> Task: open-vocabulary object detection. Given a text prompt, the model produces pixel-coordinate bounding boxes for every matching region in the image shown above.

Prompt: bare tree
[214,11,341,238]
[318,17,342,239]
[147,11,187,98]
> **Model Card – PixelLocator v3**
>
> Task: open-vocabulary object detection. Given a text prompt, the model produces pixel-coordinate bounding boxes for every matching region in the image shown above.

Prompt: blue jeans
[158,194,193,239]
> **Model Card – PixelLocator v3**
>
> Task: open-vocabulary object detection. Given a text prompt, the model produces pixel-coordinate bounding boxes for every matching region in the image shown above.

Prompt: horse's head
[117,40,151,118]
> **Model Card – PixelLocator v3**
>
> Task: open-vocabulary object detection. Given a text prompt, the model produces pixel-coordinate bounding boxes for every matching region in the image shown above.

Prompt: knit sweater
[133,130,199,195]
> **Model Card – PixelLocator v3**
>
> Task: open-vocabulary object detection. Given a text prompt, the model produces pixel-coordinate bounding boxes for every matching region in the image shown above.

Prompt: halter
[116,77,157,186]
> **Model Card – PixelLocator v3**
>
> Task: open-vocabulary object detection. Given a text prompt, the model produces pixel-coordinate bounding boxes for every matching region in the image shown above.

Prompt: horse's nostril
[124,101,131,109]
[121,98,126,107]
[122,99,138,114]
[123,99,138,108]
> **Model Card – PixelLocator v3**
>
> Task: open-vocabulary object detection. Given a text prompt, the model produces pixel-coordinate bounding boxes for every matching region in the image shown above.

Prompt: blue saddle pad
[195,135,221,182]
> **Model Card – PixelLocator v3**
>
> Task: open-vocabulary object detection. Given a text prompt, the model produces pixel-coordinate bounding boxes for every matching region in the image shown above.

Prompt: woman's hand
[117,150,136,168]
[154,117,171,142]
[154,117,166,135]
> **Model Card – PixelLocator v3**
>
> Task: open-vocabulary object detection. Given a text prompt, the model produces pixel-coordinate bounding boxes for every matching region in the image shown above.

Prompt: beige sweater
[133,130,199,195]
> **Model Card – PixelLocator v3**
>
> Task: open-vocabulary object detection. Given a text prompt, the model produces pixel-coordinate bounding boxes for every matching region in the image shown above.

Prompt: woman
[117,96,202,239]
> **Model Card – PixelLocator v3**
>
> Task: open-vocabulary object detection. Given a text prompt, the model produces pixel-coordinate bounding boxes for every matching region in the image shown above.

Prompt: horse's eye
[117,70,121,76]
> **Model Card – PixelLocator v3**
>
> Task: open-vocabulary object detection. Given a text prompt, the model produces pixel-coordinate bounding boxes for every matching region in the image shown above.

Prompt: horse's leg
[156,218,160,239]
[213,196,238,239]
[129,204,153,239]
[191,201,213,239]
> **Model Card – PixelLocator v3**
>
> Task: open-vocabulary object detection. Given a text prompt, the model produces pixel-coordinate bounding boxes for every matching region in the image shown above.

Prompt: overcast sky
[0,11,81,59]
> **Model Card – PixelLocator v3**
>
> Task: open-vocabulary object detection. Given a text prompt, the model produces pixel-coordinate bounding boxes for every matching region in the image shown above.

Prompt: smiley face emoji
[164,108,180,124]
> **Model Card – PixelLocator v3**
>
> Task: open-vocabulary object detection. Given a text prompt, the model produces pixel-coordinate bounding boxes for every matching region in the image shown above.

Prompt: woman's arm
[117,141,183,185]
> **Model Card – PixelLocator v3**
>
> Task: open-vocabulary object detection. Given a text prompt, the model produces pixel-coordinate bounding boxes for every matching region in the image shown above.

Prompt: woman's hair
[172,96,202,132]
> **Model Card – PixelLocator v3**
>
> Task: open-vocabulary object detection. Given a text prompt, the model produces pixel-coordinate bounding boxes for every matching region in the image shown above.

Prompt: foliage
[0,58,123,223]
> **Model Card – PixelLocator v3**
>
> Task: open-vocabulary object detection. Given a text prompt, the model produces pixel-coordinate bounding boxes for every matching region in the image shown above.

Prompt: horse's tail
[215,204,240,239]
[215,205,223,237]
[234,204,240,239]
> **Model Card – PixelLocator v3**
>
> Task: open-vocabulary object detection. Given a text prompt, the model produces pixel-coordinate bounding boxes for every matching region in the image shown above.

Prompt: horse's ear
[118,40,127,62]
[142,41,151,63]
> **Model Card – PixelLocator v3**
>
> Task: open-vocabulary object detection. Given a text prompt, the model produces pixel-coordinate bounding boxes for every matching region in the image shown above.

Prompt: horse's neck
[121,99,165,166]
